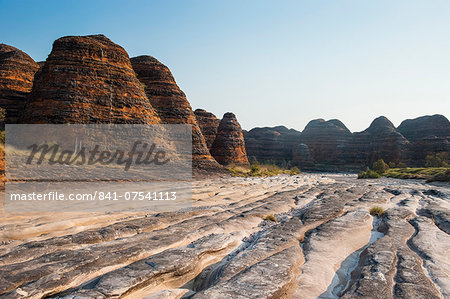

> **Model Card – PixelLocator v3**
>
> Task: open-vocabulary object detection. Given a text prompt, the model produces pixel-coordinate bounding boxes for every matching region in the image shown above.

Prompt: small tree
[373,159,389,174]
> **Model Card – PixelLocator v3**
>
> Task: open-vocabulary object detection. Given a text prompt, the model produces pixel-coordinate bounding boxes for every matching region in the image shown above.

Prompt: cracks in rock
[321,215,385,298]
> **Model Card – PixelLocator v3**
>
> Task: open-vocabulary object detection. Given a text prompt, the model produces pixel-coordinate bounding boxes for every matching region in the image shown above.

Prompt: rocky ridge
[245,115,449,170]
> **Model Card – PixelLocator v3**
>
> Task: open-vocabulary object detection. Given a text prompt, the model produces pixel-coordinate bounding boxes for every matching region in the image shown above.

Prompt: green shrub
[228,163,302,177]
[250,163,261,175]
[425,153,448,167]
[369,206,385,217]
[358,167,381,179]
[289,166,301,175]
[263,214,277,222]
[373,159,389,174]
[388,162,396,168]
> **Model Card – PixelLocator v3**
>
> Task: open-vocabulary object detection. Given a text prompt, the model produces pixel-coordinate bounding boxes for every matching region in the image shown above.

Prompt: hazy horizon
[1,0,449,132]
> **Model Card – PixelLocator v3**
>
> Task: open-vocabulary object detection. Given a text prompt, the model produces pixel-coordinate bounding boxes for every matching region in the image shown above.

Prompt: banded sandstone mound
[244,126,301,166]
[345,116,410,166]
[398,114,450,165]
[130,56,221,170]
[194,108,220,150]
[210,112,249,166]
[0,44,39,124]
[21,35,161,124]
[295,119,352,168]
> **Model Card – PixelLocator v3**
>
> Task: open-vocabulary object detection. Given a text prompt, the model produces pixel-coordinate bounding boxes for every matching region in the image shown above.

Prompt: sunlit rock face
[210,112,249,166]
[21,35,161,124]
[131,56,221,171]
[0,44,39,124]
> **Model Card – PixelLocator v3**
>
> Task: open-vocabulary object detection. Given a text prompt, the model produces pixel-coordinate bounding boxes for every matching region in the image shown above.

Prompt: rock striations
[21,35,161,124]
[0,44,39,124]
[245,115,449,170]
[244,126,301,166]
[210,112,249,166]
[295,119,353,168]
[346,116,410,166]
[194,109,220,150]
[130,56,221,171]
[398,114,450,165]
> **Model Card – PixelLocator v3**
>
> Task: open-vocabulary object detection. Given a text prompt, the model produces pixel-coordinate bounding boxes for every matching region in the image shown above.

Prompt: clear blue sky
[1,0,449,132]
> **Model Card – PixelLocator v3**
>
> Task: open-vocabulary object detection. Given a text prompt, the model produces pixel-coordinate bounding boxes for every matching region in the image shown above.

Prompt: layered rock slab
[130,56,221,171]
[0,175,448,298]
[294,209,373,298]
[342,208,442,299]
[210,112,249,166]
[0,44,39,124]
[21,35,161,124]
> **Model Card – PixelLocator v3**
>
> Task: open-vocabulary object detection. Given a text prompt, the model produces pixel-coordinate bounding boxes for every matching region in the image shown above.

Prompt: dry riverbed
[0,174,449,298]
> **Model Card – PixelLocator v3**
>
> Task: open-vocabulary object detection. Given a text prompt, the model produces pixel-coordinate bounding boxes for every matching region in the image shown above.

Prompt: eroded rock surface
[246,115,449,170]
[0,175,448,298]
[0,44,39,123]
[21,35,161,124]
[345,116,410,166]
[194,109,220,150]
[130,56,221,171]
[294,119,353,169]
[244,126,302,167]
[210,112,249,166]
[398,114,450,166]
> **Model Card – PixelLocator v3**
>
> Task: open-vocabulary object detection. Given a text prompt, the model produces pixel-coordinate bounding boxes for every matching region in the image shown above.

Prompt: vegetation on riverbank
[385,167,450,182]
[358,156,450,182]
[227,163,301,177]
[357,167,381,179]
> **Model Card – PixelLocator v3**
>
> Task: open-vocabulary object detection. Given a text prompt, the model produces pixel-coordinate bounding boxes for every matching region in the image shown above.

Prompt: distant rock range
[245,114,450,170]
